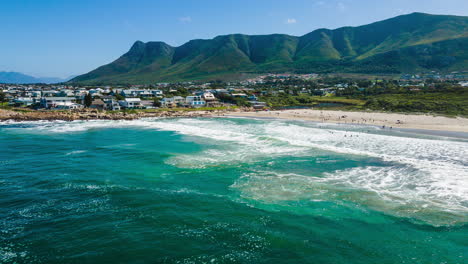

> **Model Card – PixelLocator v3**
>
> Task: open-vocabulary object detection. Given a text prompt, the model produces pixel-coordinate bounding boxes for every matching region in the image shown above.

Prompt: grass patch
[309,96,366,105]
[364,91,468,117]
[260,95,365,108]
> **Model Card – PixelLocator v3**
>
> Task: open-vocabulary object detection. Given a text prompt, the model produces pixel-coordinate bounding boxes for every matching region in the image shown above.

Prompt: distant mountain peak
[70,13,468,84]
[0,71,73,84]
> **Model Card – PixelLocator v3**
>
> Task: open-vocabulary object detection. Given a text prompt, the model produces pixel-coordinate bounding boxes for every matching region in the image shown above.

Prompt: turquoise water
[0,117,467,263]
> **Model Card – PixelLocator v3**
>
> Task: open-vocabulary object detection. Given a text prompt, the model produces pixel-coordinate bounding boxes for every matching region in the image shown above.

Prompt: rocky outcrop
[0,108,252,122]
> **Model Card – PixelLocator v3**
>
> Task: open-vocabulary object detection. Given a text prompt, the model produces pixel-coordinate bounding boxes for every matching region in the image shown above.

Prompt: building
[103,98,121,110]
[57,90,75,97]
[161,97,177,108]
[202,92,216,101]
[40,97,76,109]
[251,101,267,109]
[119,98,142,109]
[89,99,106,110]
[152,90,163,97]
[231,93,248,98]
[161,96,185,108]
[13,97,36,106]
[54,103,84,110]
[140,100,155,109]
[214,89,229,95]
[42,91,59,97]
[121,89,162,98]
[247,95,258,101]
[185,96,206,108]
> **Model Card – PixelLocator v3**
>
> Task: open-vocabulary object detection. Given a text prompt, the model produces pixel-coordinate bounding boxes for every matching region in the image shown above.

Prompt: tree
[0,90,5,102]
[233,97,251,107]
[153,98,161,107]
[114,93,125,100]
[216,93,233,103]
[84,93,93,107]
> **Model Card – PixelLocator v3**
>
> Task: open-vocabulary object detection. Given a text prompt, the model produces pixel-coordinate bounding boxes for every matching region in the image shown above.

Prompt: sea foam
[2,117,467,225]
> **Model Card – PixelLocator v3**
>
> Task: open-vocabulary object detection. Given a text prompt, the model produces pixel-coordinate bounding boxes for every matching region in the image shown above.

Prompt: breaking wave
[2,117,467,225]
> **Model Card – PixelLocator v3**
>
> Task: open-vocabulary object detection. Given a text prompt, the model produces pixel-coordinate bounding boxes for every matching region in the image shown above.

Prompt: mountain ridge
[0,72,75,84]
[71,12,468,84]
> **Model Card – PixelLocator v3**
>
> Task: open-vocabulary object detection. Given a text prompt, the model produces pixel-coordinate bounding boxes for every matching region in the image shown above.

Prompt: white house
[13,97,36,106]
[23,90,42,98]
[42,91,59,97]
[231,93,248,98]
[161,97,176,108]
[185,96,206,108]
[152,90,163,97]
[58,90,75,97]
[40,97,76,109]
[141,100,155,109]
[54,103,84,110]
[119,98,142,109]
[173,96,185,105]
[161,96,185,108]
[251,101,267,109]
[121,89,159,98]
[202,92,216,101]
[103,98,121,110]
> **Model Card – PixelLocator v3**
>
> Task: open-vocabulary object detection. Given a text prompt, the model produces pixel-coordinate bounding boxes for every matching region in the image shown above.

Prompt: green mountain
[71,13,468,84]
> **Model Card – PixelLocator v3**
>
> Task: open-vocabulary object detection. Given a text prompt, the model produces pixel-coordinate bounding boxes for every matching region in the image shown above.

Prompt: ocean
[0,117,467,263]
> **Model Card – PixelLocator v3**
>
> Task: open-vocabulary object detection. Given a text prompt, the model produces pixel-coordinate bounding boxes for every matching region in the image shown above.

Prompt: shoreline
[227,114,468,139]
[227,109,468,134]
[2,108,467,135]
[0,108,220,121]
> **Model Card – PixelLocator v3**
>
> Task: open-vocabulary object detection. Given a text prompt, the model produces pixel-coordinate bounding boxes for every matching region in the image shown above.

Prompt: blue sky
[1,0,467,78]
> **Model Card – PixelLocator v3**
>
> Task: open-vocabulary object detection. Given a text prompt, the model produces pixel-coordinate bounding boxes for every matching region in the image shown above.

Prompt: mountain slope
[0,72,41,84]
[71,13,468,84]
[0,72,74,84]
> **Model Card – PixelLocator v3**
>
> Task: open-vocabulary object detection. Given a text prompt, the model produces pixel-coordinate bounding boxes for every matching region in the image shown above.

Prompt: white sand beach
[230,110,468,133]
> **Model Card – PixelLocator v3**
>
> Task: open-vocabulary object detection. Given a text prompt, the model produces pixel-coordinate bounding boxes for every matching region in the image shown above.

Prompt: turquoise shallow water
[0,117,467,263]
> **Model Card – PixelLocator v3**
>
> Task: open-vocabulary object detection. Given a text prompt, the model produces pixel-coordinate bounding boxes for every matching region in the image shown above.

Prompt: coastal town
[1,72,467,112]
[0,81,267,111]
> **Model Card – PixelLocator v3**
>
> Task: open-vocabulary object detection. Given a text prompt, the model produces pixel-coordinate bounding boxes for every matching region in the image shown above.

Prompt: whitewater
[1,117,467,263]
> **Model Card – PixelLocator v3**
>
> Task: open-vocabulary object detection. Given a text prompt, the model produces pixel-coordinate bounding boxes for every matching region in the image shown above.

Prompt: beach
[232,109,468,133]
[2,108,468,133]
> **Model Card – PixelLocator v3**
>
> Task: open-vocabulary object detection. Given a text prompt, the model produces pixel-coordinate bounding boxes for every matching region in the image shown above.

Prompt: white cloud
[285,18,297,24]
[179,16,192,23]
[337,2,346,11]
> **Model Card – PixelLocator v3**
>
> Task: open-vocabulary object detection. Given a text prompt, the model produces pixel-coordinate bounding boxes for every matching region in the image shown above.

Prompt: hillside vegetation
[71,13,468,84]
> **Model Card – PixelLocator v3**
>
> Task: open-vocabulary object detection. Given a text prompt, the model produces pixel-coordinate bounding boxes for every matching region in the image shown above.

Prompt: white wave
[232,167,468,225]
[3,117,468,225]
[148,119,308,167]
[65,150,87,156]
[0,119,125,133]
[262,122,467,221]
